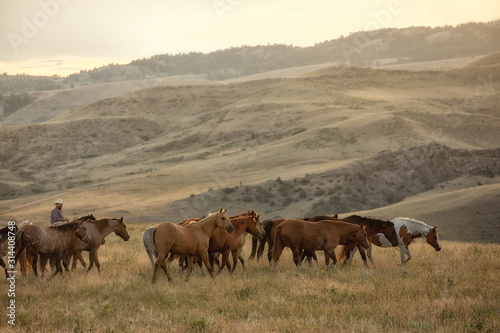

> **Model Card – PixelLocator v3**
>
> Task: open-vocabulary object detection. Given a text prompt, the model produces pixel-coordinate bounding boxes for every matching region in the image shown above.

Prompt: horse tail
[337,245,348,262]
[142,227,157,268]
[272,225,286,263]
[249,236,258,259]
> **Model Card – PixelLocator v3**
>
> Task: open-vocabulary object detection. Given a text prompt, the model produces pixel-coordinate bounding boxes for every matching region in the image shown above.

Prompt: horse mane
[86,217,120,231]
[393,217,433,234]
[18,219,32,228]
[50,221,81,231]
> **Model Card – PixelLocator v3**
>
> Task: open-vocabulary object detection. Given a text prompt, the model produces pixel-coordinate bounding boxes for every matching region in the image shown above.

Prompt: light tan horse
[14,221,90,279]
[145,208,234,283]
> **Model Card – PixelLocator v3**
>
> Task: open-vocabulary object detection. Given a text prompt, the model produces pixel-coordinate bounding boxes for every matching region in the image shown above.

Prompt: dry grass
[2,223,499,332]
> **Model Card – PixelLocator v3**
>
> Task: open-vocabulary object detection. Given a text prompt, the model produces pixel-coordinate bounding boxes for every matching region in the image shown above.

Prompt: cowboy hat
[54,198,64,205]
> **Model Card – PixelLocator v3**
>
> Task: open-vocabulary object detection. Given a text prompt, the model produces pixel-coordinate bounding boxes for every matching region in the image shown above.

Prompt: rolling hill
[0,52,499,242]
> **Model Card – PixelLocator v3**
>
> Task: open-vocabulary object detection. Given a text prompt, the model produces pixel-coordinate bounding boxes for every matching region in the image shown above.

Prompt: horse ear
[120,217,123,222]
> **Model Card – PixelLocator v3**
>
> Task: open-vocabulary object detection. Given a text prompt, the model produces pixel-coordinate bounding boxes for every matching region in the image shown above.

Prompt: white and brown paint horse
[367,217,441,265]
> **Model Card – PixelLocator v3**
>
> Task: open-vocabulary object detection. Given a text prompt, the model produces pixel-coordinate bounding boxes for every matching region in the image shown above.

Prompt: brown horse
[337,215,399,265]
[145,208,234,283]
[14,221,90,279]
[249,218,284,264]
[208,210,265,274]
[272,219,369,270]
[66,217,129,273]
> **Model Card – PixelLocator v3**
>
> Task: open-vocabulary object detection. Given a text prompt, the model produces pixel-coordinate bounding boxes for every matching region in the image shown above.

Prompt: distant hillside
[163,143,500,221]
[1,20,499,95]
[0,53,499,243]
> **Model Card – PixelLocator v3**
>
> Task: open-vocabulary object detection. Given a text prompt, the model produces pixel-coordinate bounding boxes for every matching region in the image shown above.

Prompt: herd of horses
[0,215,129,280]
[142,208,441,284]
[0,208,441,284]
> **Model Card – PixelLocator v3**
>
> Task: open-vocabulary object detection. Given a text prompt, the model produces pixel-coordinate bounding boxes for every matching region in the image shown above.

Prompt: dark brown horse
[249,218,284,264]
[66,217,129,273]
[144,208,234,283]
[337,215,399,265]
[208,210,265,274]
[0,223,18,278]
[14,221,90,279]
[272,219,369,271]
[303,214,339,221]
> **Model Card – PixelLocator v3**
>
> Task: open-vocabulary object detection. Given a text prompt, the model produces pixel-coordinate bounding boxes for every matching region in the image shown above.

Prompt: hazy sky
[1,0,499,76]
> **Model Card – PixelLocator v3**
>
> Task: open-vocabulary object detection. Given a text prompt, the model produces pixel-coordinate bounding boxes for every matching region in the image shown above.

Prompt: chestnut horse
[272,219,369,271]
[14,221,90,279]
[146,208,234,283]
[66,217,129,273]
[370,217,441,265]
[250,216,338,264]
[337,215,399,265]
[208,210,265,274]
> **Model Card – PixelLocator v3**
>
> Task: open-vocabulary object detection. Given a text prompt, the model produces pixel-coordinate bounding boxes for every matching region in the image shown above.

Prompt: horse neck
[194,214,220,236]
[229,216,250,239]
[335,224,360,242]
[363,219,389,235]
[395,218,430,238]
[91,219,117,238]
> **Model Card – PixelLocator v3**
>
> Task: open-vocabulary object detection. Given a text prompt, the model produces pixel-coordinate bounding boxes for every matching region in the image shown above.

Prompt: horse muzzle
[81,236,91,244]
[225,225,234,234]
[435,246,441,252]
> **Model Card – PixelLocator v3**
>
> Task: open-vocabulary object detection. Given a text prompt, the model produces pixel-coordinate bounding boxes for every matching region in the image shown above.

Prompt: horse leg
[257,236,267,262]
[217,250,231,274]
[77,252,87,272]
[403,246,412,264]
[249,236,257,260]
[230,250,238,273]
[153,252,171,283]
[292,247,302,270]
[0,257,7,279]
[87,249,97,273]
[235,253,245,272]
[31,252,39,279]
[39,255,48,278]
[93,251,101,272]
[184,256,194,282]
[357,244,368,266]
[199,252,214,279]
[198,257,206,277]
[325,247,337,270]
[267,239,274,266]
[49,254,64,280]
[367,243,374,265]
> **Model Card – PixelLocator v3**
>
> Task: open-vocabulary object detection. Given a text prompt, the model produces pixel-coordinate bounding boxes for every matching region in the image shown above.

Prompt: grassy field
[2,223,499,332]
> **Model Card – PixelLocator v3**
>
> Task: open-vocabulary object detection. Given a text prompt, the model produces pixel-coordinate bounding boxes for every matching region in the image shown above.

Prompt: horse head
[217,208,233,234]
[426,226,441,251]
[246,210,266,239]
[113,217,130,241]
[383,220,399,247]
[357,225,370,249]
[74,222,91,244]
